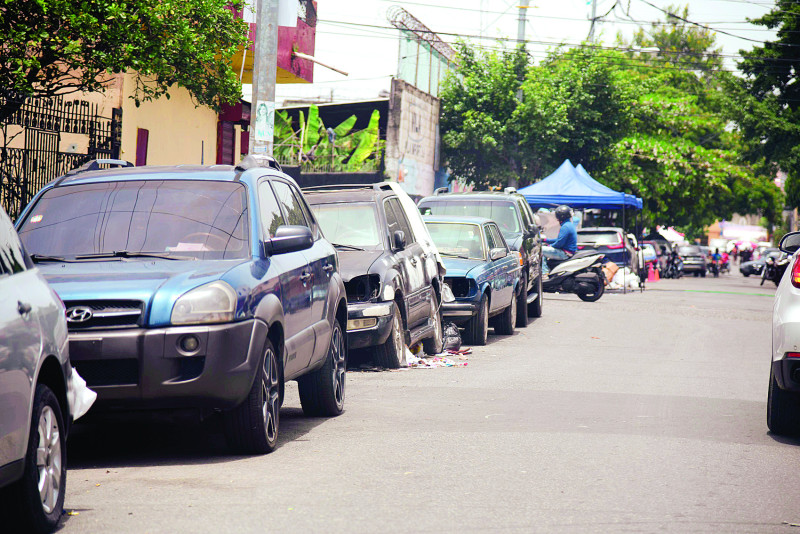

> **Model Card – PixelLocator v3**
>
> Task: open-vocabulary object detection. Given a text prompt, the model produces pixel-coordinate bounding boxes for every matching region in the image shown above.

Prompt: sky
[255,0,778,105]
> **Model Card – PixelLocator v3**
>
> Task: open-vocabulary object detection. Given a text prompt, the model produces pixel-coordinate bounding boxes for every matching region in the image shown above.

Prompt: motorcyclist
[542,205,577,275]
[710,248,722,277]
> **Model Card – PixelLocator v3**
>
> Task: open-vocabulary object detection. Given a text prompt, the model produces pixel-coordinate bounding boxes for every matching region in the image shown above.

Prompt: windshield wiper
[74,250,195,261]
[443,254,473,260]
[29,254,74,264]
[332,243,366,251]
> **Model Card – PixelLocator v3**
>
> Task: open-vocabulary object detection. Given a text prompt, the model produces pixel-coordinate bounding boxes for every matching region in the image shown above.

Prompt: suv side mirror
[267,225,313,256]
[489,247,507,261]
[780,231,800,254]
[393,230,406,251]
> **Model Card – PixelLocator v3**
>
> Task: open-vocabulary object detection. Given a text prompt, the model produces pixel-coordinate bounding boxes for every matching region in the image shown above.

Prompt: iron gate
[0,95,122,220]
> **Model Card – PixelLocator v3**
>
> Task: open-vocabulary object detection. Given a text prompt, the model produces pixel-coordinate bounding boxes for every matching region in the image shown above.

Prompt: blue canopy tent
[517,160,642,210]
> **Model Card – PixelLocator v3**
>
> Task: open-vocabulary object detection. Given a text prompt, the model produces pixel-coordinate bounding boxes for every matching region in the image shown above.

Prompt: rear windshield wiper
[29,254,75,263]
[74,250,195,261]
[332,243,366,251]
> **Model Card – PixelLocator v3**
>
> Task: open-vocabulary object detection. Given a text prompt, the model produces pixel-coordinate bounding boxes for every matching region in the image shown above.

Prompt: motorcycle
[660,253,683,279]
[543,251,606,302]
[761,252,790,286]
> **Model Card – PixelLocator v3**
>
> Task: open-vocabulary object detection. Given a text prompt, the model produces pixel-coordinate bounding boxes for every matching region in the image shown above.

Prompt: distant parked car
[767,232,800,435]
[0,205,73,533]
[304,184,444,368]
[576,227,639,272]
[676,245,708,276]
[417,189,543,324]
[423,215,522,345]
[15,156,349,454]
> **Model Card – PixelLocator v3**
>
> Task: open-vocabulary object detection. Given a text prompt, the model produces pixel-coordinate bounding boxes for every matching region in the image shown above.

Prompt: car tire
[422,292,444,355]
[743,273,750,277]
[577,275,605,302]
[374,305,405,368]
[767,367,800,435]
[516,276,529,327]
[298,319,346,417]
[495,291,516,335]
[3,384,67,534]
[700,269,706,277]
[528,270,543,318]
[464,293,489,346]
[224,339,281,454]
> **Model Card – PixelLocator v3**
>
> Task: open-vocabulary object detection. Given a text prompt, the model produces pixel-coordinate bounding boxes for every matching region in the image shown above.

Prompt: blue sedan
[423,216,523,345]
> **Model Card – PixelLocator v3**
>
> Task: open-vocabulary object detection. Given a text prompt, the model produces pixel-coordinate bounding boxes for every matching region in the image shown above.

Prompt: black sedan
[740,248,780,277]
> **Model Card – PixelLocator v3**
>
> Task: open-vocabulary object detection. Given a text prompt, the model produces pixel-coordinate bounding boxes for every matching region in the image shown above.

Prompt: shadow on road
[67,406,325,470]
[766,432,800,446]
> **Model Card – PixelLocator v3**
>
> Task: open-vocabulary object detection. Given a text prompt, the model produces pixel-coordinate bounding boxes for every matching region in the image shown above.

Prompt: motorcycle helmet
[554,205,572,224]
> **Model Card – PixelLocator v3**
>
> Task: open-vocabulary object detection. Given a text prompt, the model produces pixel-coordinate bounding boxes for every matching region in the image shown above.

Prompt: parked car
[641,243,658,264]
[767,232,800,435]
[417,190,543,324]
[740,248,780,277]
[423,215,522,345]
[0,205,73,533]
[576,227,639,272]
[304,184,444,368]
[15,157,349,454]
[676,244,708,276]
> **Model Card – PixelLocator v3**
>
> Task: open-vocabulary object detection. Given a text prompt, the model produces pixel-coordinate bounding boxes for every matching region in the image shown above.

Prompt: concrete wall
[118,73,217,165]
[385,78,439,197]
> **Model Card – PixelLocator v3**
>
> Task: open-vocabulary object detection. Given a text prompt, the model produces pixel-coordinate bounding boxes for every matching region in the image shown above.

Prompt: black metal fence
[0,95,122,220]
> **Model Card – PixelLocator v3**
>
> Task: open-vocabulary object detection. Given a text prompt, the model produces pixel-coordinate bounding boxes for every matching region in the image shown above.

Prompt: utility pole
[249,0,280,155]
[588,0,598,42]
[516,0,530,48]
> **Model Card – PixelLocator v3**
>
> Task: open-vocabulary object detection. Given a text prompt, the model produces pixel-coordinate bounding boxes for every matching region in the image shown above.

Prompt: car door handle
[323,263,334,273]
[17,301,32,315]
[410,258,417,266]
[300,272,312,283]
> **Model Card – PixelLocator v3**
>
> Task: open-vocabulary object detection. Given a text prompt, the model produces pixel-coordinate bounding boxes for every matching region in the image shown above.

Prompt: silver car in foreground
[0,206,72,533]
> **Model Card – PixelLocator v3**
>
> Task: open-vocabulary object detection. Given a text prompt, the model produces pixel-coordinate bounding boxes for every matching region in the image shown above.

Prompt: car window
[311,202,383,250]
[420,200,521,234]
[0,208,26,276]
[489,224,506,250]
[258,181,285,238]
[427,222,485,260]
[383,199,401,237]
[388,198,415,244]
[577,231,622,246]
[272,180,309,228]
[293,187,320,239]
[517,199,532,229]
[484,226,496,250]
[17,180,250,260]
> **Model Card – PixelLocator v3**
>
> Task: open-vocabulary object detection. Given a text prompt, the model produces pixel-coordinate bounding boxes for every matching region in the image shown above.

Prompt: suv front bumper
[69,319,266,412]
[442,301,479,324]
[347,301,395,349]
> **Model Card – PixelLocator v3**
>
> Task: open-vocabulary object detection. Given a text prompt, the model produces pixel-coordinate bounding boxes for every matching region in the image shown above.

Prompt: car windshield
[577,231,622,246]
[678,246,701,255]
[419,200,520,235]
[18,180,250,260]
[426,222,485,260]
[311,202,383,249]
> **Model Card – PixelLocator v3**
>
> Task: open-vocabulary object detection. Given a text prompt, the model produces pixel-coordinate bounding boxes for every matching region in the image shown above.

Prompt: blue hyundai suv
[15,157,348,454]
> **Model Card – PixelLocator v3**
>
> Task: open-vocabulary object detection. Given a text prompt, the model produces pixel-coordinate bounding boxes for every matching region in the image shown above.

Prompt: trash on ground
[407,350,468,369]
[602,261,619,285]
[443,321,462,351]
[607,267,640,290]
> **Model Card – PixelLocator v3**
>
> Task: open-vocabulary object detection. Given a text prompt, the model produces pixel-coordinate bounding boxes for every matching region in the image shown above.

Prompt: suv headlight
[171,281,237,325]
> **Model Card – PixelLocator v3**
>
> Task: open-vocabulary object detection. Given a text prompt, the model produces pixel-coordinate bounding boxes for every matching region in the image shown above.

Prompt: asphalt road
[57,272,800,533]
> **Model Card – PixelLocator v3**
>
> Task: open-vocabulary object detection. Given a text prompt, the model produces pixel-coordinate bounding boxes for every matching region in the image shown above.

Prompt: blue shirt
[548,220,577,253]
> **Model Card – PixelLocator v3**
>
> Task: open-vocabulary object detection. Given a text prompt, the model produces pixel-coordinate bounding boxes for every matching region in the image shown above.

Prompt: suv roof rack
[54,159,135,186]
[234,154,282,179]
[302,183,393,192]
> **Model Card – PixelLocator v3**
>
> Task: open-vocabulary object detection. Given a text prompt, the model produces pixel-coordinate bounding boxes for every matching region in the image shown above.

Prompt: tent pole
[622,202,626,295]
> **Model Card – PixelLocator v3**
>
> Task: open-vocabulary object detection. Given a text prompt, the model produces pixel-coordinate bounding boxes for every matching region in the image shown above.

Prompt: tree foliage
[0,0,249,122]
[439,5,783,233]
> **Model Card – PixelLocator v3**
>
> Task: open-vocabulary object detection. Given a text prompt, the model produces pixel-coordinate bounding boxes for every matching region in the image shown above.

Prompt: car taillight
[791,255,800,288]
[787,352,800,358]
[607,243,624,249]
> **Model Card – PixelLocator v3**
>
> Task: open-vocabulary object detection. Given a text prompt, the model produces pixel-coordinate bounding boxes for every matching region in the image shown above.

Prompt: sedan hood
[441,257,485,278]
[37,259,244,325]
[337,250,385,282]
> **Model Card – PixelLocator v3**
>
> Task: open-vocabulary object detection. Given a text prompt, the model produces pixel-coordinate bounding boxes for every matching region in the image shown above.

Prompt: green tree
[737,0,800,210]
[0,0,249,122]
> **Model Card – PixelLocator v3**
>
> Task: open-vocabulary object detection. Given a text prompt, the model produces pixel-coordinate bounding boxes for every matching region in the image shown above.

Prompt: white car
[768,231,800,434]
